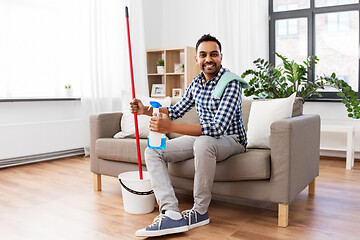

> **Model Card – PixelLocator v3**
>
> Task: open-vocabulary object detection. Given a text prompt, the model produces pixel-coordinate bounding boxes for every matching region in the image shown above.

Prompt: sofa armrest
[269,114,320,204]
[89,112,123,173]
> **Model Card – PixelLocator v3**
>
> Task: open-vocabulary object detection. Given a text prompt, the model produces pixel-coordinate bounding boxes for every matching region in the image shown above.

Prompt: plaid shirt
[167,67,247,147]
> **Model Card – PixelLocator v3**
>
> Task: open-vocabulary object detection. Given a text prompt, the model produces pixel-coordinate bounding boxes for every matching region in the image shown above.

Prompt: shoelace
[181,208,197,225]
[149,213,165,230]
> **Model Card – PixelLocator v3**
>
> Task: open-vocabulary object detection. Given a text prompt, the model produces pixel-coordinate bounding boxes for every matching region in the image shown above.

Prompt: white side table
[321,125,355,170]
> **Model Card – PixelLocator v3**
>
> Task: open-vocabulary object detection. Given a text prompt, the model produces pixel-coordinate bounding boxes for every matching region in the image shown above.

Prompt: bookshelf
[146,47,200,97]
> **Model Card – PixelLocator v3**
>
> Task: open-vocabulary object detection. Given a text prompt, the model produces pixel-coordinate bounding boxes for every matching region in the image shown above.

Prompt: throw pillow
[114,96,171,139]
[246,93,296,149]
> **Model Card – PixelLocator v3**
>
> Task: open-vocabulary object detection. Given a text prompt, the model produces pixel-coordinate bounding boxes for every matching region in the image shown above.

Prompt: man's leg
[145,135,196,212]
[136,136,196,237]
[182,135,245,229]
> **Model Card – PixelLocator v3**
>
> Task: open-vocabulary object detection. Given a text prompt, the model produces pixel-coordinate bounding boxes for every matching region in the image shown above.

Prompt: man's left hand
[149,113,172,134]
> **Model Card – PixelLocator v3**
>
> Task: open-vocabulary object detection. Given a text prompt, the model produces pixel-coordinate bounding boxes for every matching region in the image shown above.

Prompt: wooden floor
[0,157,359,240]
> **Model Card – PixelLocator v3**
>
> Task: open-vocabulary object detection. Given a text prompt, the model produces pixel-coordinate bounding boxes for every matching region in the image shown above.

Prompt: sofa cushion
[168,149,270,181]
[96,138,148,165]
[247,93,296,149]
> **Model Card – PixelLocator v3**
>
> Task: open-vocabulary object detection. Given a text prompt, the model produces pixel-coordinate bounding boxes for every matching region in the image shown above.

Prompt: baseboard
[0,148,84,169]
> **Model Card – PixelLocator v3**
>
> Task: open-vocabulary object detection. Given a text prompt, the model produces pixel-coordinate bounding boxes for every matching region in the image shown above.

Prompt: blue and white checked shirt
[167,67,247,147]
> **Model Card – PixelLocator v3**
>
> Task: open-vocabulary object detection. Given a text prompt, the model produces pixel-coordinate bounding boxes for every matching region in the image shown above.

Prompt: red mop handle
[125,6,143,180]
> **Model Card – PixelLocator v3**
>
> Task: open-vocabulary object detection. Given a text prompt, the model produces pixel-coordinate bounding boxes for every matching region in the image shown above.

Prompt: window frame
[269,0,360,100]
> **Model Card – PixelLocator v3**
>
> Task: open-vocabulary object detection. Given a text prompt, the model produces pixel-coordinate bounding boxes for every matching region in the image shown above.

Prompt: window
[276,18,299,36]
[326,11,351,31]
[269,0,360,99]
[0,0,89,99]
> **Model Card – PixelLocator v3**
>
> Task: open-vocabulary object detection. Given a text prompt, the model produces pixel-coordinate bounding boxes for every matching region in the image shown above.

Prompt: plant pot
[157,66,164,74]
[64,89,73,97]
[292,97,304,117]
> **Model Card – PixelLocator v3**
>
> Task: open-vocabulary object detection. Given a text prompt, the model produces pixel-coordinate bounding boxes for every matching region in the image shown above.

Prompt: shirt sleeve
[167,81,195,120]
[200,80,242,138]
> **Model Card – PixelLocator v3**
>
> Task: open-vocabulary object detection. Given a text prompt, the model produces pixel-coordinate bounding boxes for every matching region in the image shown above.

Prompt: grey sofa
[90,98,320,227]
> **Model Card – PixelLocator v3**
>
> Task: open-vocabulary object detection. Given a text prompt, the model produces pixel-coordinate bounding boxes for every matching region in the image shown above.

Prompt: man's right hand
[130,98,146,115]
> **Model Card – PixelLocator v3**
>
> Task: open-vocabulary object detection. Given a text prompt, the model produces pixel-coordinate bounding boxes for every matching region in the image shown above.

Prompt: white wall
[143,0,216,50]
[0,101,82,125]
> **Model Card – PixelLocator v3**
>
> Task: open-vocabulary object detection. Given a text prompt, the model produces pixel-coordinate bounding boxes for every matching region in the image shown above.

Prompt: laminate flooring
[0,156,359,240]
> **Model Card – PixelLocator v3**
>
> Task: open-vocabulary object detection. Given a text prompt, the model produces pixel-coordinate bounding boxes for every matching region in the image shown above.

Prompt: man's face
[195,41,222,81]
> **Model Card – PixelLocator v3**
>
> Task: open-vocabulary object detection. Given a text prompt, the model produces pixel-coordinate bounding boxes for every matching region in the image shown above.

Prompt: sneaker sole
[189,218,210,230]
[135,225,189,237]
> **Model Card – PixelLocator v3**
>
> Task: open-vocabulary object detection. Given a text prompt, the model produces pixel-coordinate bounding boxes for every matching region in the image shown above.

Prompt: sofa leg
[93,173,102,191]
[308,178,316,195]
[278,203,288,227]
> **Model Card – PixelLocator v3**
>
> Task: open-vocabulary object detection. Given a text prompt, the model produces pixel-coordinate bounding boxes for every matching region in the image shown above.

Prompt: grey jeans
[144,135,246,214]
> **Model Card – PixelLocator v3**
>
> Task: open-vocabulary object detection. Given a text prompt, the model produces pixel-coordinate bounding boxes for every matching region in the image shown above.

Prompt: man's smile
[203,63,215,69]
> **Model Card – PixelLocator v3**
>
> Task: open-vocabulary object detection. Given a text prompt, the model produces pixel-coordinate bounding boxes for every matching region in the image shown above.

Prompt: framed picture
[172,88,182,97]
[151,84,166,97]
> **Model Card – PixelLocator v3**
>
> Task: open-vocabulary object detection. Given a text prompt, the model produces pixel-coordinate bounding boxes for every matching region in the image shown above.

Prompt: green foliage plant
[156,59,164,66]
[241,52,360,119]
[65,84,71,89]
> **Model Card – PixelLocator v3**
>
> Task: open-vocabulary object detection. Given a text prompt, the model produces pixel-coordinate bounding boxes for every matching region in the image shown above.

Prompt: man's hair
[196,34,222,53]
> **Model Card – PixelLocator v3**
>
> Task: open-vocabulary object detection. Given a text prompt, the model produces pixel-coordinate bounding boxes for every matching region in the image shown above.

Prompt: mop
[125,6,143,180]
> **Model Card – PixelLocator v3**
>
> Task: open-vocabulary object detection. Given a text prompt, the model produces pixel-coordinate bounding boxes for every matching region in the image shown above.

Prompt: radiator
[0,119,85,167]
[320,119,360,159]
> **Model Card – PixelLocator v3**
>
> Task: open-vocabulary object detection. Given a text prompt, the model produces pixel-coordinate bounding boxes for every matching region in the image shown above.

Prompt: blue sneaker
[135,213,188,237]
[181,208,210,229]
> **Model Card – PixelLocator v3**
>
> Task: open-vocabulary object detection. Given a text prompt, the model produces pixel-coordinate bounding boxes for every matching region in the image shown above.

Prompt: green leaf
[337,92,346,98]
[351,101,360,107]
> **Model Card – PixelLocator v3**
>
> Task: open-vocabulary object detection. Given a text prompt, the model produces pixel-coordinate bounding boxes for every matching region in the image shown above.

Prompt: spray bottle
[148,101,166,149]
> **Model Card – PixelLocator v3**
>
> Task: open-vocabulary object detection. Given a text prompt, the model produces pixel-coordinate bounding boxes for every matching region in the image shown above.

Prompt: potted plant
[64,84,73,97]
[156,59,164,74]
[241,52,360,119]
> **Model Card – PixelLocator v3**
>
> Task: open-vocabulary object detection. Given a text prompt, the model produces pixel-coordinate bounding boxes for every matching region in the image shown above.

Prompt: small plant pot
[157,66,164,74]
[65,88,73,97]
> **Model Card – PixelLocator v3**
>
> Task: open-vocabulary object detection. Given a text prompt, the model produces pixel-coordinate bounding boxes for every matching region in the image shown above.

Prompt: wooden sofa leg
[93,173,102,191]
[278,203,289,227]
[308,178,316,195]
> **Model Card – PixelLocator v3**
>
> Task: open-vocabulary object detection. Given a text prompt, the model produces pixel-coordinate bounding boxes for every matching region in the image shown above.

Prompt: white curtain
[214,0,269,77]
[81,0,148,155]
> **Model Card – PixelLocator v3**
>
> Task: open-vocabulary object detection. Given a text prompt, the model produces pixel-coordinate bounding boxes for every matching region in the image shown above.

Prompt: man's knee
[145,147,165,165]
[193,136,217,156]
[145,147,156,164]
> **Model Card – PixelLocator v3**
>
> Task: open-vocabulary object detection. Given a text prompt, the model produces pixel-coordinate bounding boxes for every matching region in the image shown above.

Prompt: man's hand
[149,113,172,134]
[130,98,146,115]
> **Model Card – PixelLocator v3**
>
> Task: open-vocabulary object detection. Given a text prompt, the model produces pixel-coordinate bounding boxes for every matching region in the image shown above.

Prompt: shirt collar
[199,67,227,85]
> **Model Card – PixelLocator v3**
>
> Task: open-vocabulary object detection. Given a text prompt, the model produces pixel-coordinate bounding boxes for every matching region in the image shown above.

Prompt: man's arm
[149,113,202,136]
[169,122,202,136]
[130,98,169,116]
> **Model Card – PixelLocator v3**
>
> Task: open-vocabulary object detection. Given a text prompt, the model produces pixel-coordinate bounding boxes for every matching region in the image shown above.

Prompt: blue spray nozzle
[150,101,162,108]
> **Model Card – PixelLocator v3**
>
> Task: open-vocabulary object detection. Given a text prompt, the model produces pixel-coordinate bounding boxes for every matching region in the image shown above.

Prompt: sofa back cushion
[242,97,303,130]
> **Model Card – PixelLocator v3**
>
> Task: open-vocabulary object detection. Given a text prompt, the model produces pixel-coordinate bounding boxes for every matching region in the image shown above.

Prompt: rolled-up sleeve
[200,80,242,138]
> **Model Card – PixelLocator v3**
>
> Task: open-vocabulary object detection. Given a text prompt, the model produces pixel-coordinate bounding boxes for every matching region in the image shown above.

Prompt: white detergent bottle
[148,101,166,149]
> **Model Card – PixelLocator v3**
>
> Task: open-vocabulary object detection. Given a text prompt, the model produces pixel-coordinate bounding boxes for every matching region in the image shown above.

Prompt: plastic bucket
[118,171,155,214]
